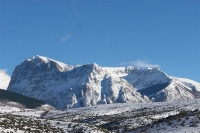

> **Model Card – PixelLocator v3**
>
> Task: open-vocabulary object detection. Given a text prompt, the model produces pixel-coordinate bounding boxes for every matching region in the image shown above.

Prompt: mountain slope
[119,68,200,102]
[0,70,10,90]
[8,56,148,109]
[0,89,46,109]
[151,81,199,102]
[123,67,171,90]
[171,76,200,92]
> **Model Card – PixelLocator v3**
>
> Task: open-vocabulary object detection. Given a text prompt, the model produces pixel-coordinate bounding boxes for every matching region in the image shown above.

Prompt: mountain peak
[33,55,48,61]
[92,62,98,66]
[90,63,100,69]
[25,55,74,72]
[147,67,160,71]
[145,67,169,78]
[80,63,101,70]
[27,55,53,63]
[84,63,99,67]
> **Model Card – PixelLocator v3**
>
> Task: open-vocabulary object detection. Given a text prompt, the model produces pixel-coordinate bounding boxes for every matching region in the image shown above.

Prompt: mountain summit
[7,55,200,109]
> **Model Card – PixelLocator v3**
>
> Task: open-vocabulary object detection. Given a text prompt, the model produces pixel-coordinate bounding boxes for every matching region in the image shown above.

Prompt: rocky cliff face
[7,55,200,109]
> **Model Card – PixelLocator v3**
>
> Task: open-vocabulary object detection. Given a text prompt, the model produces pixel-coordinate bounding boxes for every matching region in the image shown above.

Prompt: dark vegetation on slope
[0,89,45,109]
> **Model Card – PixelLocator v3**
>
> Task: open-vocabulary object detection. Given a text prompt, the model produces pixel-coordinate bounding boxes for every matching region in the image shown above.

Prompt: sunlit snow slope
[0,70,10,90]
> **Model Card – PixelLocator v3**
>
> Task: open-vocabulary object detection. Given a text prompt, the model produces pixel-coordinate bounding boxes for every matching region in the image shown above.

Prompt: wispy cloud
[3,69,8,72]
[1,68,8,73]
[61,34,73,42]
[69,1,79,18]
[104,37,110,45]
[120,59,160,68]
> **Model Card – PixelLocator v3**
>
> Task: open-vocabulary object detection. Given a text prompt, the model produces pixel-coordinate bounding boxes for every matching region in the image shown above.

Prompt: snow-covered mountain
[103,66,200,102]
[171,76,200,92]
[149,77,200,102]
[7,55,200,109]
[0,70,11,90]
[8,55,148,109]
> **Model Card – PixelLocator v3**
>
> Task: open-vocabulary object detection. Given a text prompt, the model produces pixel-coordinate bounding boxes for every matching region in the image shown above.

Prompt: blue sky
[0,0,199,82]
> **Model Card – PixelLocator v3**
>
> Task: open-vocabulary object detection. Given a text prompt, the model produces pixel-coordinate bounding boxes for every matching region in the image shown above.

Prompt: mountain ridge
[7,55,200,109]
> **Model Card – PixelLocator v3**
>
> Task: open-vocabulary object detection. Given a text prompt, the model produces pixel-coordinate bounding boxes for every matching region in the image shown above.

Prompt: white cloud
[1,68,8,73]
[61,34,73,42]
[104,37,110,45]
[121,59,160,68]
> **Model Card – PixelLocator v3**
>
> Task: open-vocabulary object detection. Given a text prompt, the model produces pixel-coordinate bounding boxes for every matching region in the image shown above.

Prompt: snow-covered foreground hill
[0,99,56,133]
[44,98,200,133]
[0,98,200,133]
[7,55,200,110]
